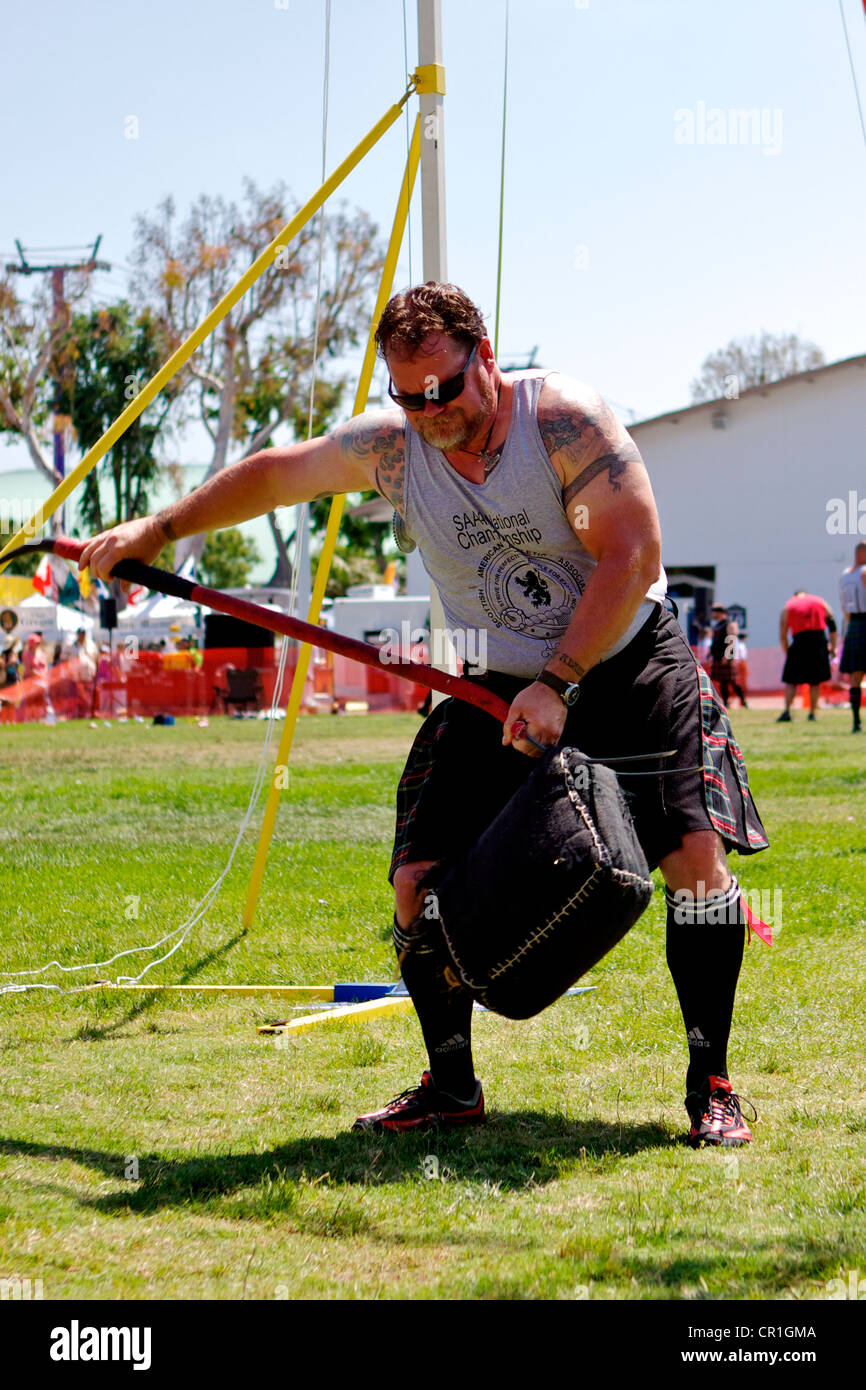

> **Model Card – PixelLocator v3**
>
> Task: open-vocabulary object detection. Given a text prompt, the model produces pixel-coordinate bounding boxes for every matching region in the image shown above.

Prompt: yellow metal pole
[258,995,414,1035]
[242,116,421,929]
[0,87,418,572]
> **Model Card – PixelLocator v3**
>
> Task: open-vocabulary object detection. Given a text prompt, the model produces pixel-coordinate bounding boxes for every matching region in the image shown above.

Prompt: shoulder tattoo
[339,419,405,513]
[539,395,639,496]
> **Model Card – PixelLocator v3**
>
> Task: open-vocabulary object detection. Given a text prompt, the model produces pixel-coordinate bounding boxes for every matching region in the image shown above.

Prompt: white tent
[12,595,95,643]
[117,591,200,638]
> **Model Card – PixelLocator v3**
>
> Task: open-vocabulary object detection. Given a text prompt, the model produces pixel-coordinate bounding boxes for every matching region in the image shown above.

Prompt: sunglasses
[387,342,478,412]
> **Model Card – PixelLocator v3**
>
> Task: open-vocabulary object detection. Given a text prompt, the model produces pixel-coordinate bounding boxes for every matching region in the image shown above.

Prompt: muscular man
[80,282,768,1148]
[777,590,837,723]
[839,542,866,733]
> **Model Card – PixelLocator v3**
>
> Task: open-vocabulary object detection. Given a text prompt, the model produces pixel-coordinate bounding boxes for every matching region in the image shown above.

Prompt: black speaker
[99,597,117,631]
[204,613,274,649]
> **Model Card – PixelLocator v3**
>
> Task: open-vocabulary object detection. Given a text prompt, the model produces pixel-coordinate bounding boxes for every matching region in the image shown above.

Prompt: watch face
[564,684,580,706]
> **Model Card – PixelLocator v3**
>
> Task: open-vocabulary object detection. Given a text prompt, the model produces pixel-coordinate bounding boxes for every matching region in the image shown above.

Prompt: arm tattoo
[340,420,405,512]
[562,445,641,503]
[154,508,177,542]
[553,652,586,679]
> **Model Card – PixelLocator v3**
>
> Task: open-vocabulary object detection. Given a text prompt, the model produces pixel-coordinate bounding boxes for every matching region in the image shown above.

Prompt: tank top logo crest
[479,548,585,652]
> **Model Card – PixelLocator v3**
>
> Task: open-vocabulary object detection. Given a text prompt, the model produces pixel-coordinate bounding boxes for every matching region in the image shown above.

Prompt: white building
[631,353,866,688]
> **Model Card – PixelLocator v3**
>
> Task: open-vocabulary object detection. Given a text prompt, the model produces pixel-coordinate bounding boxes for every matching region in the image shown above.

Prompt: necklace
[450,384,503,478]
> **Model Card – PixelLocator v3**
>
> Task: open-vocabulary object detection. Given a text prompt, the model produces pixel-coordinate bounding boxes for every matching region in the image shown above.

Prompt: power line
[838,0,866,159]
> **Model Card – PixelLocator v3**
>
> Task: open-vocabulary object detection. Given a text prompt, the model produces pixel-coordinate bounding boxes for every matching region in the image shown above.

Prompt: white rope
[1,3,334,1000]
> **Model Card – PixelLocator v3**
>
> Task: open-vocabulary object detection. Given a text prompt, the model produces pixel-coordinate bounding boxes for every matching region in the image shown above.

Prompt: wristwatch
[535,666,581,707]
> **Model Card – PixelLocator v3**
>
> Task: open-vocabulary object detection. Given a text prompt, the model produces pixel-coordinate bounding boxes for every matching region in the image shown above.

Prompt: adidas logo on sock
[687,1027,711,1047]
[435,1034,469,1053]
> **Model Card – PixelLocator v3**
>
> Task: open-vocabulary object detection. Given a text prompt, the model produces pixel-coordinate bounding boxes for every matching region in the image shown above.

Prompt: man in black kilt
[79,283,770,1149]
[777,591,837,724]
[839,543,866,733]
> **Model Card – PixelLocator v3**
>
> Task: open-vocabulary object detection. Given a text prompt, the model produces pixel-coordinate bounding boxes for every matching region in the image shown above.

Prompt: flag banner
[175,554,196,583]
[32,553,80,606]
[32,554,58,601]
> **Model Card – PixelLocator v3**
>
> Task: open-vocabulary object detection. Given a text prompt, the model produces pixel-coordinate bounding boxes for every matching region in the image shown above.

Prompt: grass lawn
[0,708,863,1301]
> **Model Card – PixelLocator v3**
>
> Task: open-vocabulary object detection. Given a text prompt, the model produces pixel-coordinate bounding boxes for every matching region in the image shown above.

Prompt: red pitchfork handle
[8,536,517,728]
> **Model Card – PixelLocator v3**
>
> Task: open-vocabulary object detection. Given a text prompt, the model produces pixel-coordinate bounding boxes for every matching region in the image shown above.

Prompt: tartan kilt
[390,606,769,882]
[840,614,866,675]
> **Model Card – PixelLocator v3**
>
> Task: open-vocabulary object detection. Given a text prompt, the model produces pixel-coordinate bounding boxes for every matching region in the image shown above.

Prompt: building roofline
[630,352,866,430]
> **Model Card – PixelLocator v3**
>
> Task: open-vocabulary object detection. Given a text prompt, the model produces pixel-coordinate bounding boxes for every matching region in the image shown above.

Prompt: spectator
[707,605,748,709]
[839,541,866,734]
[66,627,98,719]
[778,590,836,723]
[21,633,50,721]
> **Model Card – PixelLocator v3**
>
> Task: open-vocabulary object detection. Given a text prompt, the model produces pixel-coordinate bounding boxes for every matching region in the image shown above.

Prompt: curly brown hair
[374,281,487,360]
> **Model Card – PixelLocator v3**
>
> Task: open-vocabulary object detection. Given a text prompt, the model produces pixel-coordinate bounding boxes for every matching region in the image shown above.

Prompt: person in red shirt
[778,590,837,723]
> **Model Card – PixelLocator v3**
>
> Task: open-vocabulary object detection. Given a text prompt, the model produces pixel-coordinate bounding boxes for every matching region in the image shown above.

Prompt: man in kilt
[839,543,866,733]
[80,283,769,1149]
[777,590,837,724]
[708,603,748,708]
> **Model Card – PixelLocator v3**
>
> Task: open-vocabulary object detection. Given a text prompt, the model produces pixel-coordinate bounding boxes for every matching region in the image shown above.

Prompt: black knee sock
[394,917,477,1100]
[665,879,745,1094]
[851,688,862,727]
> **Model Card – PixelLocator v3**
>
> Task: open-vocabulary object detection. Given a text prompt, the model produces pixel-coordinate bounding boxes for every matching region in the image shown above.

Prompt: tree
[690,332,825,403]
[129,180,387,582]
[199,527,261,589]
[61,302,181,532]
[0,268,93,498]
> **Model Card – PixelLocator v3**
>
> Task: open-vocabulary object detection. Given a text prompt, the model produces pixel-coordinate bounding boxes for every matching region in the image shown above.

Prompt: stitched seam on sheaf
[442,754,646,989]
[560,751,609,866]
[609,866,652,890]
[486,863,605,980]
[486,862,652,982]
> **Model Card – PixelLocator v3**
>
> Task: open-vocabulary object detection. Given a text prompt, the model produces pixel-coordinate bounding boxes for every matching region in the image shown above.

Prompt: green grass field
[0,709,863,1301]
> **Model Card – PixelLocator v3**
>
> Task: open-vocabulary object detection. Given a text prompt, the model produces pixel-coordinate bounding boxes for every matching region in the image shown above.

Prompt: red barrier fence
[0,646,431,723]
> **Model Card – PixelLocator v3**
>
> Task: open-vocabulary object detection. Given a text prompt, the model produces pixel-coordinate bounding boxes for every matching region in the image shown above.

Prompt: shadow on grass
[2,1130,858,1292]
[67,929,249,1043]
[0,1112,674,1215]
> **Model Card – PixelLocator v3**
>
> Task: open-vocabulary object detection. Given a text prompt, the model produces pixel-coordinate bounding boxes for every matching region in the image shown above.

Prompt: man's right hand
[78,516,168,588]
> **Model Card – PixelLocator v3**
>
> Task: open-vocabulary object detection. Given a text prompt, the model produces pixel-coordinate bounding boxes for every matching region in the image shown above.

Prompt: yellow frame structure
[2,74,434,1027]
[0,76,422,570]
[242,115,421,927]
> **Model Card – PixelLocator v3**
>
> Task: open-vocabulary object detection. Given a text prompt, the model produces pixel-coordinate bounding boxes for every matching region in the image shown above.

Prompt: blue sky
[2,0,865,480]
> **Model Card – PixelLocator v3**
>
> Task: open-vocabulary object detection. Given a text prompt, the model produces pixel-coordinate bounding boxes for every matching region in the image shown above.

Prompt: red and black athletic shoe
[352,1071,484,1133]
[685,1075,756,1148]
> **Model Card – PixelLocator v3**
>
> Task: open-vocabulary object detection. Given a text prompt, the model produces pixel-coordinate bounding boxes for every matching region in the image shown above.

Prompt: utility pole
[417,0,447,282]
[6,236,110,528]
[416,0,454,687]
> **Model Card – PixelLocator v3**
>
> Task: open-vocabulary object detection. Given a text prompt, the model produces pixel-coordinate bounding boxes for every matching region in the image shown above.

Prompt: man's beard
[412,371,496,453]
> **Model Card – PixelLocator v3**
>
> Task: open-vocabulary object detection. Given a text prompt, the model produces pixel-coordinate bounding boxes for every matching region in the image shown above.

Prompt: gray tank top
[840,565,866,614]
[402,371,667,677]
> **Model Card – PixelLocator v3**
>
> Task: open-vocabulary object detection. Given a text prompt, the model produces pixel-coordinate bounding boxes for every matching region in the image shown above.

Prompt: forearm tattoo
[340,420,406,512]
[553,652,587,678]
[154,508,177,542]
